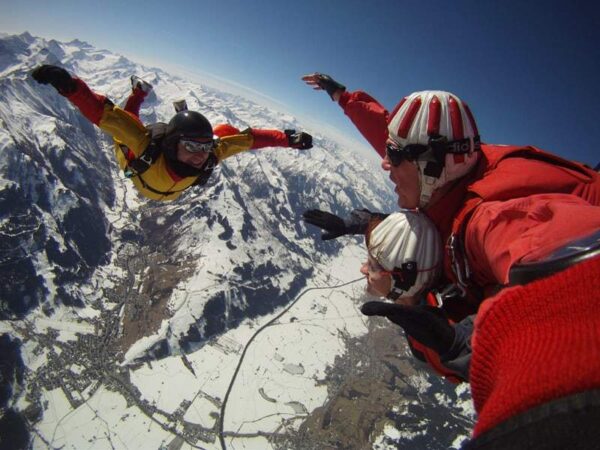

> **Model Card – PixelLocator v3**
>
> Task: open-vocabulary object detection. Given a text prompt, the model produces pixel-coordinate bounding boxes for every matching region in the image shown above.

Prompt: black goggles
[386,135,481,167]
[386,142,433,166]
[180,139,215,154]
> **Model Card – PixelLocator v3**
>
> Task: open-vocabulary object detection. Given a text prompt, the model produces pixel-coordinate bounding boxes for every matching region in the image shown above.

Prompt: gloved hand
[285,130,313,150]
[302,73,346,100]
[303,209,376,240]
[361,301,455,355]
[31,65,77,95]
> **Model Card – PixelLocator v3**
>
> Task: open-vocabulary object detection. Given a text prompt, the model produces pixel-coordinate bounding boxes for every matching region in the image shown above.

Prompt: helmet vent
[463,102,479,137]
[398,97,422,138]
[448,97,464,140]
[427,96,441,136]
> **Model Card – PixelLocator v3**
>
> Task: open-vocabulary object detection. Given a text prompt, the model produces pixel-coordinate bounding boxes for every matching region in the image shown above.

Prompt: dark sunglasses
[386,142,432,167]
[386,135,481,167]
[180,139,215,154]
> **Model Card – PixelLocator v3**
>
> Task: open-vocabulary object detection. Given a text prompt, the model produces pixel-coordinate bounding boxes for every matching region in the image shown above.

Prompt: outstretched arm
[32,65,149,154]
[32,65,107,125]
[250,129,312,150]
[302,209,388,240]
[302,73,390,157]
[338,90,390,157]
[215,128,313,161]
[469,253,600,439]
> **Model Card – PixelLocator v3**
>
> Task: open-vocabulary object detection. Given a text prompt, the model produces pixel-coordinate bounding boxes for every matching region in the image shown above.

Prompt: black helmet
[163,111,213,150]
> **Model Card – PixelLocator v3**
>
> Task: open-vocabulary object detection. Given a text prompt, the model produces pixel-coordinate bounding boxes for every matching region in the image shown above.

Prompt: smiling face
[381,151,421,209]
[175,140,211,168]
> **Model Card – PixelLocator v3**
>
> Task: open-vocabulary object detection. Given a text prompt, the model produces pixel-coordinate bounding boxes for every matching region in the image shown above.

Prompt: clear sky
[1,0,599,165]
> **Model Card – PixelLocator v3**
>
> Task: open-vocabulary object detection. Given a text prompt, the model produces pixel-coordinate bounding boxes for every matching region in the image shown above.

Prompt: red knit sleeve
[338,90,390,158]
[470,255,600,437]
[249,129,289,149]
[65,78,107,125]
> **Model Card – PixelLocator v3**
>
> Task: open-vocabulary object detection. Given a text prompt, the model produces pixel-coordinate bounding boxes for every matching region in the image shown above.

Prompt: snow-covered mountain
[0,32,474,449]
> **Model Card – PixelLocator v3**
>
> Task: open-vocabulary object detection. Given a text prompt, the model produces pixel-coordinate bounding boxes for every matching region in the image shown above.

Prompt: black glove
[361,301,455,355]
[302,208,376,240]
[31,65,77,95]
[303,73,346,100]
[285,130,313,150]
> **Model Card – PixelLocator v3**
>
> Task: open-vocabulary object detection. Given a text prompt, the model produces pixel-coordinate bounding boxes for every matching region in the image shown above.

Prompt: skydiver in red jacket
[302,72,599,322]
[303,73,600,447]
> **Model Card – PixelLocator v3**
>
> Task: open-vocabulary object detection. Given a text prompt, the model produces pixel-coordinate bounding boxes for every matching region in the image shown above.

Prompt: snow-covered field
[22,246,374,450]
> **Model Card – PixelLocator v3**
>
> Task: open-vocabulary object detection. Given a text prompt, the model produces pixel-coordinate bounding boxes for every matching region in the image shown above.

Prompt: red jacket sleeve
[338,90,390,158]
[213,124,241,138]
[465,193,600,286]
[249,129,289,149]
[65,78,107,125]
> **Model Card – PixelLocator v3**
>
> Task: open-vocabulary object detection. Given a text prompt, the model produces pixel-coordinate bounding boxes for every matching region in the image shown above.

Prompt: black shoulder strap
[191,153,218,186]
[124,122,168,176]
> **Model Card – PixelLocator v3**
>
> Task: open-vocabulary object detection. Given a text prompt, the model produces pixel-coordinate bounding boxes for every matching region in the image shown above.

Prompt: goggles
[386,135,481,167]
[386,142,431,166]
[180,138,215,154]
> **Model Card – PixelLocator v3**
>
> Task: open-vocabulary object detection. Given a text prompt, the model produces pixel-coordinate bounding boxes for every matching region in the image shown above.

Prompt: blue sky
[1,0,599,165]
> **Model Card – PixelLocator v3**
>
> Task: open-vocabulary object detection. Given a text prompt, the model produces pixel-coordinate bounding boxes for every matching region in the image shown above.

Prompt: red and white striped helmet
[387,91,481,207]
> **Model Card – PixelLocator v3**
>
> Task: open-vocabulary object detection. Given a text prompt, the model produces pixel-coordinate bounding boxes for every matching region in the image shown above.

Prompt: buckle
[140,154,153,165]
[434,283,467,307]
[447,233,471,289]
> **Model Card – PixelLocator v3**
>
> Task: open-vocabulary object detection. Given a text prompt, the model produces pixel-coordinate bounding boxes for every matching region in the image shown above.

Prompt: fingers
[303,210,336,224]
[322,232,338,240]
[303,80,324,90]
[361,301,403,317]
[31,65,50,83]
[302,74,325,90]
[303,210,345,240]
[302,210,328,227]
[350,209,372,220]
[301,73,320,81]
[303,209,327,219]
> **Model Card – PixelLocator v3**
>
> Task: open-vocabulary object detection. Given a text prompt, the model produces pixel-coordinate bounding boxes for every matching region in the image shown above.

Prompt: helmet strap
[414,161,441,208]
[386,261,418,300]
[429,134,481,158]
[424,161,443,178]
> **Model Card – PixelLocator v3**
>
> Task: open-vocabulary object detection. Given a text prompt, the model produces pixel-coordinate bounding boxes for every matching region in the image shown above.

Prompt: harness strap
[125,153,219,197]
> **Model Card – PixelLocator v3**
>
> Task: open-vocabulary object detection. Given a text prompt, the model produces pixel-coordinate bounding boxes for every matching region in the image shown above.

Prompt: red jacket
[436,146,600,293]
[338,89,600,382]
[340,89,600,442]
[337,90,600,289]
